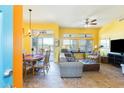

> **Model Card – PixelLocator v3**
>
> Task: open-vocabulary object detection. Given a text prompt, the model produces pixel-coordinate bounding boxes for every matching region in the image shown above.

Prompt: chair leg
[43,67,45,76]
[48,63,50,68]
[45,65,49,73]
[24,67,27,78]
[24,70,26,78]
[32,66,35,75]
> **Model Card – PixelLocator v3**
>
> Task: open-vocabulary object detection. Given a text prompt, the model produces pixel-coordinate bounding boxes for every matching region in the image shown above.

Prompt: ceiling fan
[85,18,97,26]
[119,18,124,21]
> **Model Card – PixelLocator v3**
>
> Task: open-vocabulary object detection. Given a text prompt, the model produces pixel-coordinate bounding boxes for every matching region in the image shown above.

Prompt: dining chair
[33,58,46,76]
[33,50,50,75]
[23,54,33,77]
[39,48,45,54]
[44,50,50,73]
[23,62,33,77]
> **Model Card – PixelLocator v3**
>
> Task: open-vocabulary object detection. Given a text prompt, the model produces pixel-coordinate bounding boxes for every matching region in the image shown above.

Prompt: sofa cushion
[66,57,75,62]
[73,53,85,60]
[65,53,73,57]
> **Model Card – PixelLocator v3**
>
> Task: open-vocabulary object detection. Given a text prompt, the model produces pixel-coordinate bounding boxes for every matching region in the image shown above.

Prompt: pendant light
[28,9,32,37]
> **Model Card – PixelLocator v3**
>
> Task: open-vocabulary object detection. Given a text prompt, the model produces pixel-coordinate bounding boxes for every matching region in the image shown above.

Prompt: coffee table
[79,59,100,71]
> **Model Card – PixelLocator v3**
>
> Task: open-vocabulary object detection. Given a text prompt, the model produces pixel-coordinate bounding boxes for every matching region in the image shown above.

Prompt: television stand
[108,53,124,66]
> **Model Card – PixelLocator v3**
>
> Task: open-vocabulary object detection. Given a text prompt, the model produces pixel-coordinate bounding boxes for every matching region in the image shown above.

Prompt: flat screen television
[111,39,124,53]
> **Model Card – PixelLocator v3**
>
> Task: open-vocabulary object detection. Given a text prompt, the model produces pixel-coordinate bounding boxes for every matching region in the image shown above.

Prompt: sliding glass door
[62,34,94,52]
[38,37,54,51]
[79,40,93,52]
[62,39,93,53]
[32,37,54,53]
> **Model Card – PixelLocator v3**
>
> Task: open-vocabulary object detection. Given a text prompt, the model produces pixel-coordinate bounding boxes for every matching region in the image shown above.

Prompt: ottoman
[79,59,100,71]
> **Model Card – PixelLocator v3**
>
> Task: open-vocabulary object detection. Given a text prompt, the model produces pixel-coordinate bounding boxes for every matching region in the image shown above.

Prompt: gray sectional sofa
[59,53,83,78]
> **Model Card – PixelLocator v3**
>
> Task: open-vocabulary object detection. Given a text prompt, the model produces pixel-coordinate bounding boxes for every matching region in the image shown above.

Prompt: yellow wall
[99,20,124,40]
[23,23,59,62]
[99,20,124,56]
[60,28,100,48]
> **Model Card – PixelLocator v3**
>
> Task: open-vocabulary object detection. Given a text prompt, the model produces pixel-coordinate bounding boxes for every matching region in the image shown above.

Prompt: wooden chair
[23,62,33,77]
[23,54,33,77]
[39,48,45,54]
[33,58,46,76]
[44,50,50,73]
[33,50,50,75]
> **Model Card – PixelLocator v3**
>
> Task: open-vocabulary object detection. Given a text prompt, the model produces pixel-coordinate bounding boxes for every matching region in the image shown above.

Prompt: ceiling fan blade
[91,19,97,22]
[90,23,97,25]
[119,18,124,21]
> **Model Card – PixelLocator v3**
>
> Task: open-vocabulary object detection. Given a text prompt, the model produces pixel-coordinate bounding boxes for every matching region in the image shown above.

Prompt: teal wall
[0,9,4,88]
[0,5,13,88]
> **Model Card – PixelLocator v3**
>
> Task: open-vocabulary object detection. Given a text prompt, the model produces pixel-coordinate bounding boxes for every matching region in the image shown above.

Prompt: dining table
[23,54,45,75]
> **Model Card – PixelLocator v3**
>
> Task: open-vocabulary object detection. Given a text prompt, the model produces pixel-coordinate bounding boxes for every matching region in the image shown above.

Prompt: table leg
[32,61,36,75]
[32,65,34,75]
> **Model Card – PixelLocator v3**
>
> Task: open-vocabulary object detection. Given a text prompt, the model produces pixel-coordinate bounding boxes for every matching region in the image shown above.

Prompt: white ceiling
[23,5,124,28]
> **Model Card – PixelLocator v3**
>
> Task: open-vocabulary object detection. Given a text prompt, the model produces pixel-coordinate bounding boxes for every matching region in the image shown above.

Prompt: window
[85,34,93,38]
[38,38,54,49]
[62,33,94,52]
[70,40,78,50]
[32,37,54,53]
[62,39,93,52]
[63,39,78,50]
[100,38,110,56]
[63,40,70,45]
[63,40,71,49]
[63,34,93,38]
[79,40,93,52]
[100,38,110,50]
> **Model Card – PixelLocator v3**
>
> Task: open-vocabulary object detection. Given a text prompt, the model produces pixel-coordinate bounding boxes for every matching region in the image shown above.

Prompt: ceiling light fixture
[23,9,33,37]
[28,9,32,37]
